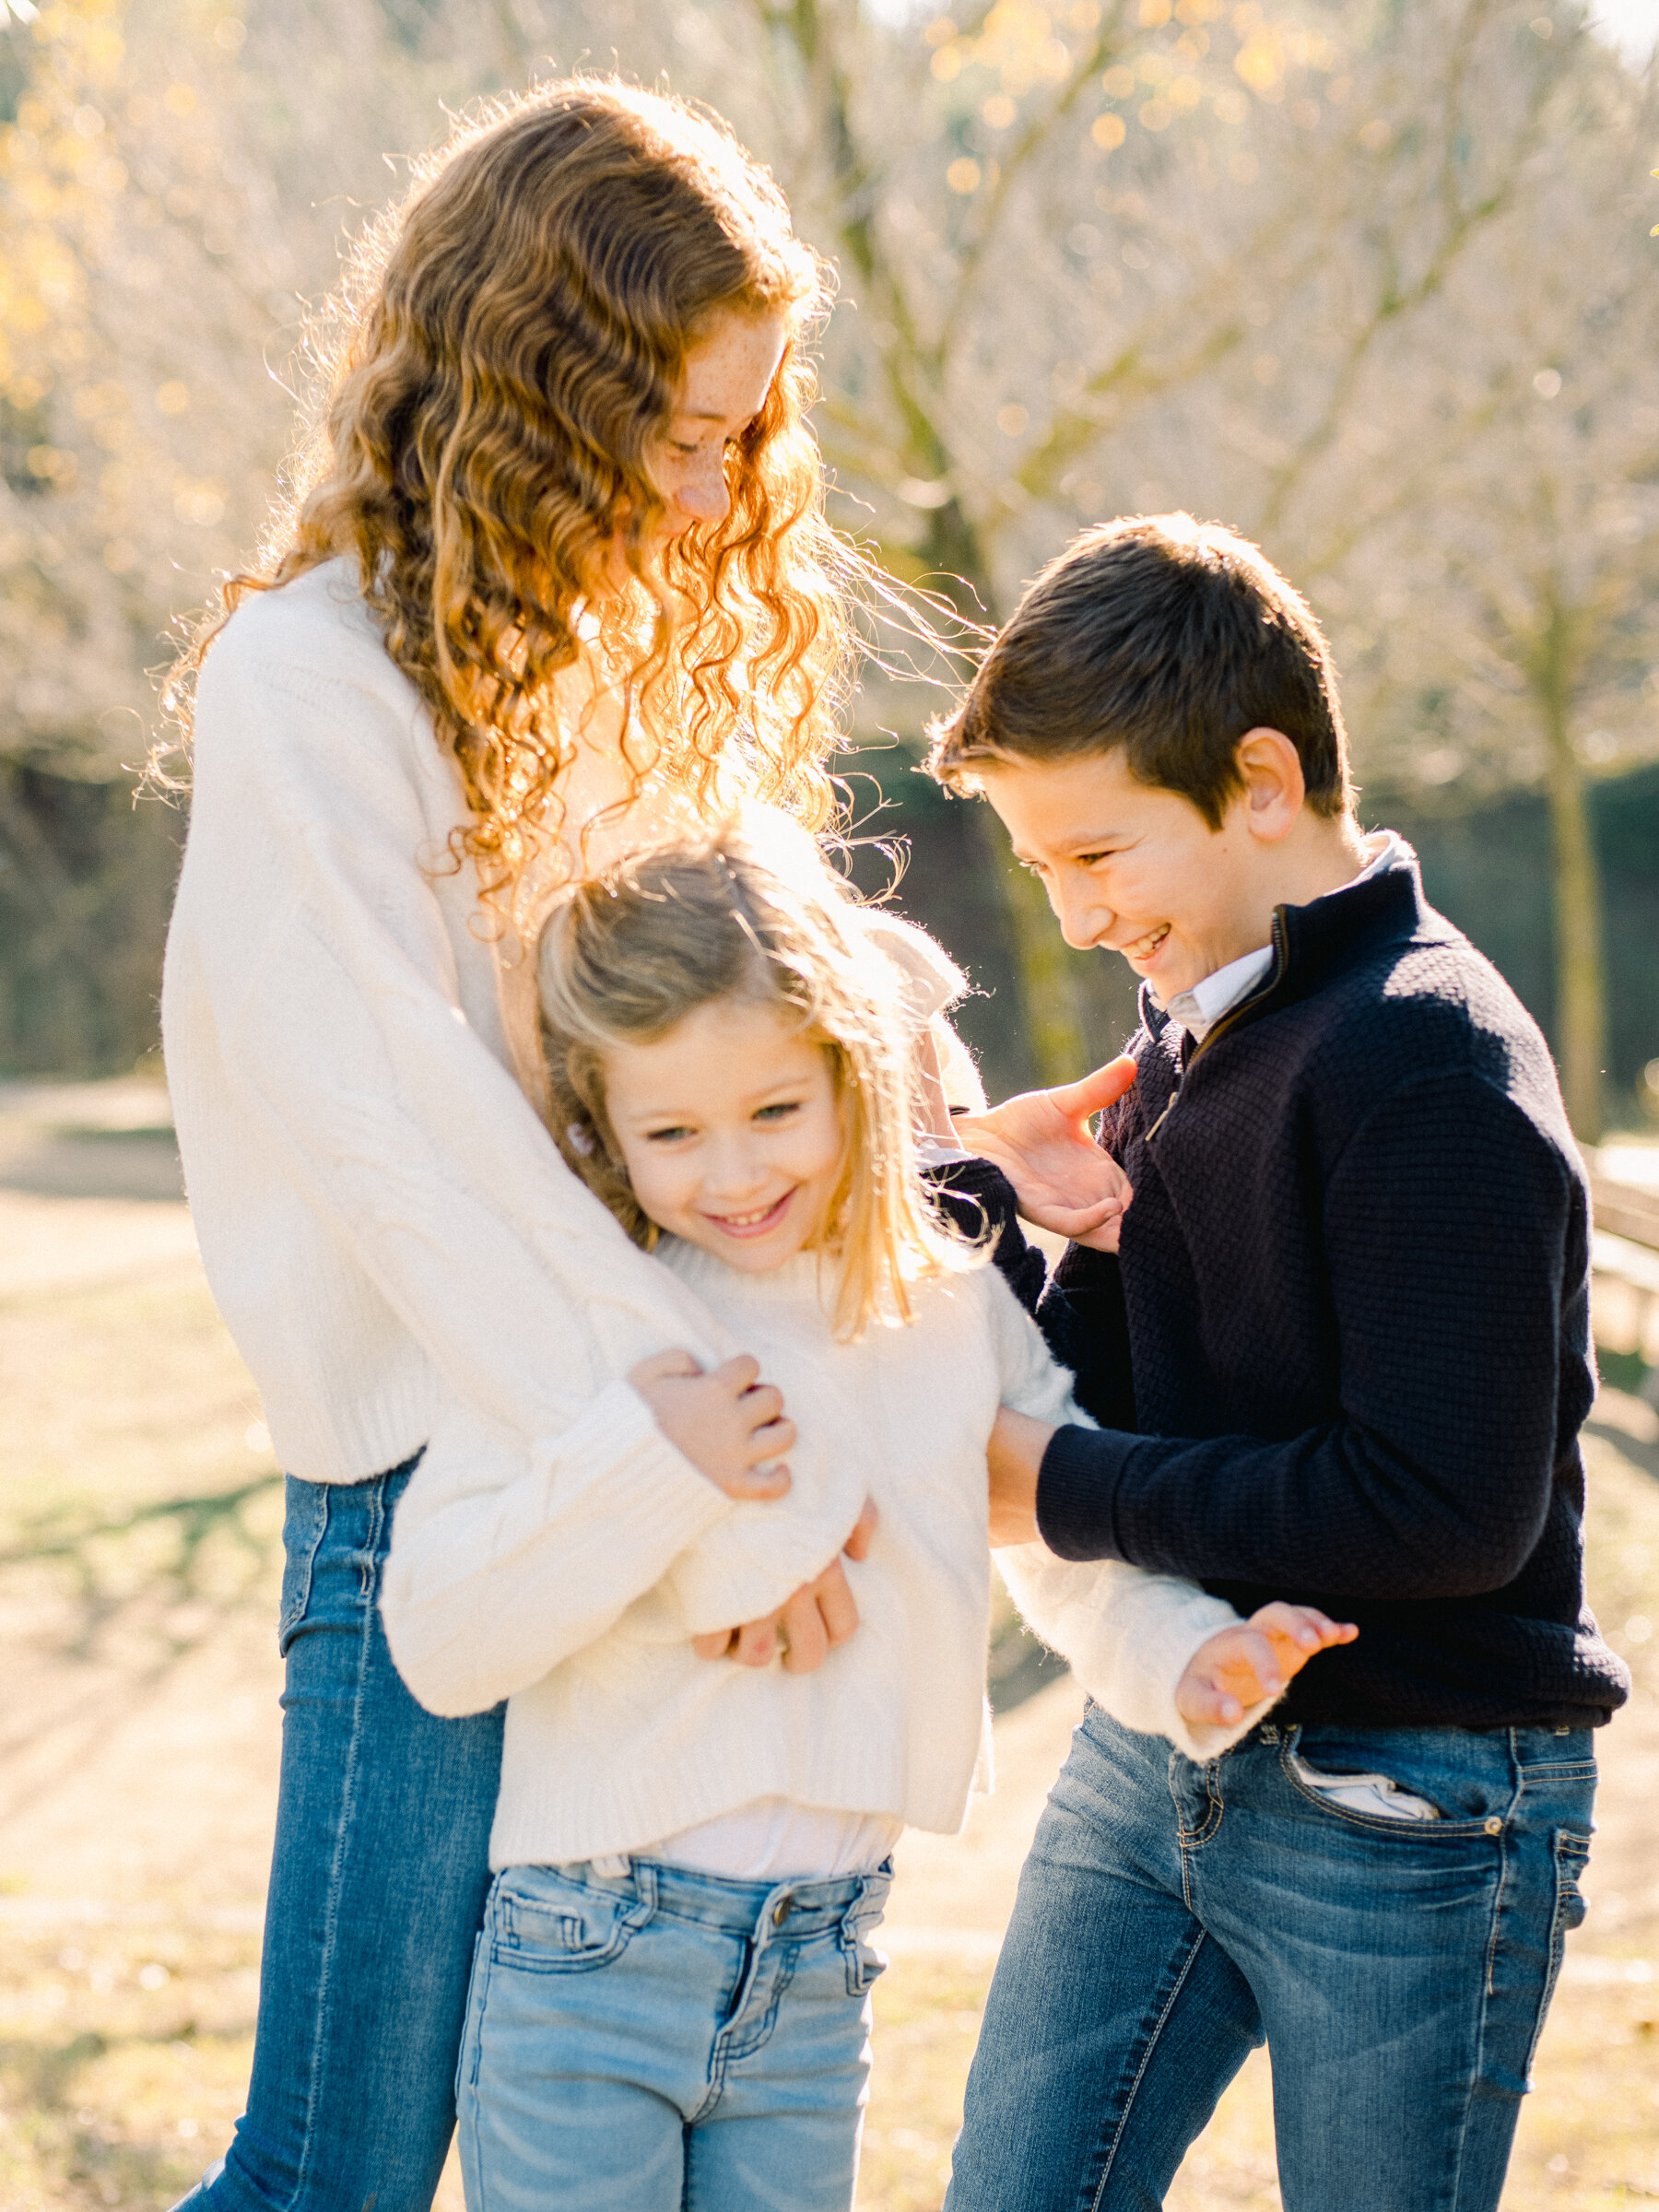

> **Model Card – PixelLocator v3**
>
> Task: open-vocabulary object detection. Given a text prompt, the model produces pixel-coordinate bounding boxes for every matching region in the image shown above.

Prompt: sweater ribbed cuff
[1124,1590,1280,1763]
[547,1379,736,1554]
[1035,1423,1128,1562]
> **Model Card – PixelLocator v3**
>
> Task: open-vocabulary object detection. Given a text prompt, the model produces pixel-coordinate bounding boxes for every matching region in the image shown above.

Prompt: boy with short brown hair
[937,513,1627,2212]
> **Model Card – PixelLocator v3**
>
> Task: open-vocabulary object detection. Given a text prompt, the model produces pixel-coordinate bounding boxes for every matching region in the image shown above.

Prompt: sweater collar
[1140,835,1429,1047]
[656,1235,839,1312]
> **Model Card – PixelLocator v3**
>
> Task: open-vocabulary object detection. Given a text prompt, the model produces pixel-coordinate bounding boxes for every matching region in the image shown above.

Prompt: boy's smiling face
[977,739,1307,1005]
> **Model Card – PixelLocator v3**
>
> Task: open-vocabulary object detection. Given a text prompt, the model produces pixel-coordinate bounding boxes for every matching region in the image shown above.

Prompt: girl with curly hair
[160,77,902,2212]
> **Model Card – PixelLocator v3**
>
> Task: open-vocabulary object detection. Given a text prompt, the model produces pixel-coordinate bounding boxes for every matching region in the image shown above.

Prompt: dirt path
[4,1084,1657,2210]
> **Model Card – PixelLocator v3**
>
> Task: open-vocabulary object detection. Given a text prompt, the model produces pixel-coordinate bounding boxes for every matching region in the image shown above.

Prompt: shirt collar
[1160,830,1408,1044]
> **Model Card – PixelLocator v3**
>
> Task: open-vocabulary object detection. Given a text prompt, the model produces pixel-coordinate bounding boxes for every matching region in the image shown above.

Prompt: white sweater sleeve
[380,1382,735,1715]
[982,1275,1277,1760]
[181,641,730,1435]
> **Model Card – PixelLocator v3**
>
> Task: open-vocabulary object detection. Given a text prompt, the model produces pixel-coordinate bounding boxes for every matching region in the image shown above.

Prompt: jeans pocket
[1524,1830,1593,2077]
[277,1477,330,1655]
[841,1894,890,1998]
[493,1870,651,1975]
[1282,1727,1503,1834]
[842,1929,888,1998]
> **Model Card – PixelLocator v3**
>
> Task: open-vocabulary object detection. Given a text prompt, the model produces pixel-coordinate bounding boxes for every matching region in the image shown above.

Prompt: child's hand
[692,1499,880,1673]
[1174,1603,1359,1730]
[629,1349,794,1500]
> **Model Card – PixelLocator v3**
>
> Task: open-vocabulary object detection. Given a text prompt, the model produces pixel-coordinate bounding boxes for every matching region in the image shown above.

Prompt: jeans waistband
[546,1855,892,1936]
[1239,1719,1596,1766]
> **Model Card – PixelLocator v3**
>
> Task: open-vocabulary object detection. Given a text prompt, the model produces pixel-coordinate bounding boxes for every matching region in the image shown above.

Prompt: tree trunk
[994,842,1091,1088]
[1535,609,1607,1144]
[919,500,1089,1088]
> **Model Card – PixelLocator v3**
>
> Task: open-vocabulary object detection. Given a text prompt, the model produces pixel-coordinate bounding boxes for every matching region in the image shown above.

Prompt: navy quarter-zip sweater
[1033,845,1629,1733]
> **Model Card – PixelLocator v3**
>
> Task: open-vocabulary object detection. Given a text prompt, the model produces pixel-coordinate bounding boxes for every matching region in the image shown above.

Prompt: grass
[4,1247,1658,2210]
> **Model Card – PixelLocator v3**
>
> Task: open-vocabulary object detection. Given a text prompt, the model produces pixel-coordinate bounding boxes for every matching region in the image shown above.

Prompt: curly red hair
[167,78,856,900]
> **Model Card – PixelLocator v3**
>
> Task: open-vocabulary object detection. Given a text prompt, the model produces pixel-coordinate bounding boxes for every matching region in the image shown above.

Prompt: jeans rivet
[1484,1817,1503,1837]
[772,1898,792,1926]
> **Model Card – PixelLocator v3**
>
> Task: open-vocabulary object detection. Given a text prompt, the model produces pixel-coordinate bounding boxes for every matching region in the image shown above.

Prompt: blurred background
[4,4,1659,2208]
[2,0,1658,1130]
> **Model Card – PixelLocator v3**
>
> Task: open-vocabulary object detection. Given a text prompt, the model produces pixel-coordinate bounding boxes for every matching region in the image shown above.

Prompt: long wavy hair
[536,817,981,1339]
[163,78,856,906]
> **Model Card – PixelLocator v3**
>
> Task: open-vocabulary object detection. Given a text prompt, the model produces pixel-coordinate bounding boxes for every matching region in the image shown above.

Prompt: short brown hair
[928,513,1354,827]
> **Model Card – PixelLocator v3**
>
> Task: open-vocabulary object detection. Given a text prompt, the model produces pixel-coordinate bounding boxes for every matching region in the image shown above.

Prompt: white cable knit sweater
[165,559,1275,1858]
[383,1241,1271,1872]
[161,559,955,1496]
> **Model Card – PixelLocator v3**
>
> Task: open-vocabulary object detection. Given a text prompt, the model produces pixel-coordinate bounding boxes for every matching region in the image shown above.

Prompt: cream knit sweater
[161,560,953,1500]
[382,1241,1270,1872]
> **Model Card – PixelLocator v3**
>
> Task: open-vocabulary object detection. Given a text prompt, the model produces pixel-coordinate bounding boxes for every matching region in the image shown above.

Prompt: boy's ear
[1233,727,1306,844]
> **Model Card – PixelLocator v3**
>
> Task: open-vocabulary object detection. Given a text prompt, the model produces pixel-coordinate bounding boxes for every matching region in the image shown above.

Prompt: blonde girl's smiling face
[601,997,845,1272]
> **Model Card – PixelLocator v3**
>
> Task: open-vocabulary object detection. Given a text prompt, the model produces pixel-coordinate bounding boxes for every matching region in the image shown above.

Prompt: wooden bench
[1590,1167,1659,1391]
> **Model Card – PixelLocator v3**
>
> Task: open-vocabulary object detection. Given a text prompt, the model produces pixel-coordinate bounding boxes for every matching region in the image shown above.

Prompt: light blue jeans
[947,1704,1596,2212]
[171,1465,504,2212]
[457,1855,893,2212]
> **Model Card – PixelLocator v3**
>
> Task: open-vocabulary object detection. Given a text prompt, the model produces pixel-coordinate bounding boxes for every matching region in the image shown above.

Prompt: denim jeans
[171,1464,505,2212]
[947,1705,1595,2212]
[457,1855,893,2212]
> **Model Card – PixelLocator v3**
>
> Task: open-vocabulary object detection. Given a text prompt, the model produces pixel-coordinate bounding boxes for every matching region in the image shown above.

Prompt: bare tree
[1277,27,1659,1138]
[4,0,1650,1103]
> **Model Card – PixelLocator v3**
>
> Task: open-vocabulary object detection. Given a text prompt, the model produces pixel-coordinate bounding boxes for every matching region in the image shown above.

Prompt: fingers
[1047,1055,1138,1123]
[1214,1629,1285,1703]
[779,1583,830,1676]
[629,1347,704,1386]
[747,1421,796,1472]
[1245,1603,1359,1682]
[809,1559,861,1651]
[841,1496,879,1562]
[740,1381,785,1429]
[1174,1675,1247,1727]
[692,1629,735,1661]
[719,1459,793,1501]
[733,1615,782,1667]
[712,1353,762,1395]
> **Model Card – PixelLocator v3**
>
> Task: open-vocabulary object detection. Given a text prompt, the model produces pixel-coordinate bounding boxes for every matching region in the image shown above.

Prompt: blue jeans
[172,1464,505,2212]
[457,1856,893,2211]
[947,1706,1595,2212]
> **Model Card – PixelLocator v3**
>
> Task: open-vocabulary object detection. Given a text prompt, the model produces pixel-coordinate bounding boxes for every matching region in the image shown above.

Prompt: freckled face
[649,309,789,539]
[601,998,845,1274]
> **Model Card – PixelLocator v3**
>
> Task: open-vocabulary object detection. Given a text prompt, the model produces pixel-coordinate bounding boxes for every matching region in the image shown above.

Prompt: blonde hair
[162,78,860,903]
[536,819,981,1338]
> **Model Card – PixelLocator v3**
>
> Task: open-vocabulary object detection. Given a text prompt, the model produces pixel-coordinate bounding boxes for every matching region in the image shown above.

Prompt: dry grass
[3,1161,1657,2211]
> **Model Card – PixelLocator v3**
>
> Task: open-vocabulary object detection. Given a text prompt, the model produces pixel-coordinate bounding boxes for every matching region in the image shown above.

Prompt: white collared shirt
[1160,830,1406,1044]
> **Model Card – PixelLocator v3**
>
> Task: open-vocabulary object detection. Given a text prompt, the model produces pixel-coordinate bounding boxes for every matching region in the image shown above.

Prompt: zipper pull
[1146,1086,1179,1141]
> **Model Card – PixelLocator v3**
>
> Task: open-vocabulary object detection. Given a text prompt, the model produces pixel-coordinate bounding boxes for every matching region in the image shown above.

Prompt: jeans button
[1484,1817,1502,1836]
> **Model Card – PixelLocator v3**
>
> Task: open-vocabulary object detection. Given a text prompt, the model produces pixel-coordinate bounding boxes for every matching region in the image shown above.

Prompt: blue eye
[754,1101,801,1124]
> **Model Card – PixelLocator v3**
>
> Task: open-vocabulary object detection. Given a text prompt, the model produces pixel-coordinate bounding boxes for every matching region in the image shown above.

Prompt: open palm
[956,1056,1137,1249]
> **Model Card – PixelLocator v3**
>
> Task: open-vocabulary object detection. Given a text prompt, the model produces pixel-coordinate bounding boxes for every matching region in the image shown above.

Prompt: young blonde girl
[382,817,1352,2212]
[160,77,906,2212]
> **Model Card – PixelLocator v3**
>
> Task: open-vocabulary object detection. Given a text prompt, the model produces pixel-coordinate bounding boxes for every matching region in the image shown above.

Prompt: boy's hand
[1175,1604,1359,1729]
[629,1350,794,1501]
[693,1498,880,1673]
[955,1057,1136,1249]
